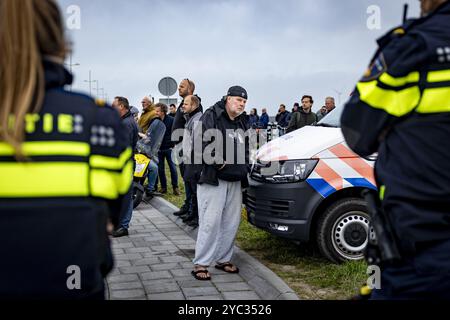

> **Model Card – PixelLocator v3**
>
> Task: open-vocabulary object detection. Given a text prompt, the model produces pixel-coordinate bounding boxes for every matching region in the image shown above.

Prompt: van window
[317,104,343,128]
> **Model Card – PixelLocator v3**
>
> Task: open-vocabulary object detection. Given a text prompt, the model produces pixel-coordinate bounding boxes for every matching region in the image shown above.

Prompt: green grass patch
[237,215,368,299]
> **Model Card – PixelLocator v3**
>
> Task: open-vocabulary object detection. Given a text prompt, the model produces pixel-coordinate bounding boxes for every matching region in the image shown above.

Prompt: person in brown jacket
[138,95,157,133]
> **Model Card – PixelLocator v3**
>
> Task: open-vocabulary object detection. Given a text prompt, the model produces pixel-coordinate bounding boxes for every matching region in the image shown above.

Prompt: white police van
[245,106,377,263]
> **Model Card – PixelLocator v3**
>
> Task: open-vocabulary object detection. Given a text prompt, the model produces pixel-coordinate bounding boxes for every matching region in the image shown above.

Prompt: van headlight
[260,160,319,184]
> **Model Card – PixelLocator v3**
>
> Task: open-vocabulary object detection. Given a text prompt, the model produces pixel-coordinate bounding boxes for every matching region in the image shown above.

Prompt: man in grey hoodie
[180,95,203,228]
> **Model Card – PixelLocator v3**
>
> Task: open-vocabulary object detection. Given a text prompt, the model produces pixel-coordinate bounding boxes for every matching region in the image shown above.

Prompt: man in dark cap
[191,86,250,281]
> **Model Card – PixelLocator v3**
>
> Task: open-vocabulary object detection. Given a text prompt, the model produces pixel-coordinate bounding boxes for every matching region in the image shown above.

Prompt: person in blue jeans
[145,159,160,196]
[112,96,138,238]
[138,103,166,198]
[157,106,180,195]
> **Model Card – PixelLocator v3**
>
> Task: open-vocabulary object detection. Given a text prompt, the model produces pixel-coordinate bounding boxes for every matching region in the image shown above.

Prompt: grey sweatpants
[193,179,242,267]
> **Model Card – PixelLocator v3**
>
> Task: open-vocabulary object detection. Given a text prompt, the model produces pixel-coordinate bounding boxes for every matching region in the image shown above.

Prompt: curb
[149,196,300,300]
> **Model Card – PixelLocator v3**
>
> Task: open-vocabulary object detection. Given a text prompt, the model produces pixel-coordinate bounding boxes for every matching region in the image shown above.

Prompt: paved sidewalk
[105,197,299,301]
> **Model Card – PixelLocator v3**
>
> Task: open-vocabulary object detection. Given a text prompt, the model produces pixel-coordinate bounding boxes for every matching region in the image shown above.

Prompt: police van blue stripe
[345,178,377,190]
[306,179,336,198]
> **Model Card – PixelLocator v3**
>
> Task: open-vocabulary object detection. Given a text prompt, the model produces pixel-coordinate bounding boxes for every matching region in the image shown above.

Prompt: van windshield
[316,104,344,128]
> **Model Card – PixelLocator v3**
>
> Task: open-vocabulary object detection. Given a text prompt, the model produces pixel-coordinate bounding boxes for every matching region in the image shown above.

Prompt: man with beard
[191,86,250,281]
[138,95,156,133]
[286,95,317,133]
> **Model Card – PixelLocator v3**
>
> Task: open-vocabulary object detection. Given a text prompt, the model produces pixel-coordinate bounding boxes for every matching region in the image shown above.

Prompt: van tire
[316,198,370,264]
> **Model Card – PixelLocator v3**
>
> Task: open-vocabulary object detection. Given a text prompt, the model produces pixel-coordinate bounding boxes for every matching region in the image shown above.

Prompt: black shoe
[159,188,167,194]
[187,218,199,228]
[112,228,129,238]
[183,214,194,223]
[173,207,189,217]
[145,191,163,199]
[144,191,153,201]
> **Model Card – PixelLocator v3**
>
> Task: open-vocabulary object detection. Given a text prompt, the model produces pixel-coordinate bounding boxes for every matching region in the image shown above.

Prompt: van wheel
[316,198,372,263]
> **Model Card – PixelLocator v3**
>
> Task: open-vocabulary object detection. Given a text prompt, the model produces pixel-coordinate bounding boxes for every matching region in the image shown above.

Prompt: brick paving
[106,199,298,301]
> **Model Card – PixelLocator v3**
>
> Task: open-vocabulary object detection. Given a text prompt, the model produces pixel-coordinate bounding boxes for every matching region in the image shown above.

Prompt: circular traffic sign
[158,77,178,97]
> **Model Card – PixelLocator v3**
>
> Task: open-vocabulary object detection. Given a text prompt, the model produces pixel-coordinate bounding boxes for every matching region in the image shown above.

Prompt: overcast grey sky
[57,0,420,115]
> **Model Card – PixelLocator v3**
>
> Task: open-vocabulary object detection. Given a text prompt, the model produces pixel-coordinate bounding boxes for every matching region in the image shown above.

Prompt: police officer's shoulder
[362,30,427,81]
[60,91,120,125]
[94,101,121,124]
[377,23,411,49]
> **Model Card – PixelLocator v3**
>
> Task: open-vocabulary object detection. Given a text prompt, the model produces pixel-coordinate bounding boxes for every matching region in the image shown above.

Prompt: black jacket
[0,60,131,299]
[160,114,175,150]
[197,99,250,187]
[286,110,317,133]
[275,111,291,128]
[341,1,450,257]
[121,110,139,152]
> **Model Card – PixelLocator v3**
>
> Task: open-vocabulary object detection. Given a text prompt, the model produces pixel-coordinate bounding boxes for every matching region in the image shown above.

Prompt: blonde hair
[0,0,66,157]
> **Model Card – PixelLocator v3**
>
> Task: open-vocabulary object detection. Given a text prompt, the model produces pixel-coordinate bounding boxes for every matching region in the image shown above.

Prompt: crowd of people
[109,77,339,281]
[111,80,249,280]
[245,96,337,132]
[1,0,448,300]
[112,86,338,231]
[1,0,311,297]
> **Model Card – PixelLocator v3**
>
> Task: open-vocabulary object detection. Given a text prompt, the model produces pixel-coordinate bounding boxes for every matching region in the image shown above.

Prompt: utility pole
[64,52,80,91]
[99,88,105,100]
[333,89,343,106]
[84,70,97,96]
[93,80,99,97]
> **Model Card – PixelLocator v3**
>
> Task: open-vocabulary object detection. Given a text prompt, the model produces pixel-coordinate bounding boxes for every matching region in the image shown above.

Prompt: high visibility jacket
[341,2,450,257]
[0,60,132,299]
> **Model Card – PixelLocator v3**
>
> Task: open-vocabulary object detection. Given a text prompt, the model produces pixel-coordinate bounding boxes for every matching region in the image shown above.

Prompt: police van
[245,106,377,263]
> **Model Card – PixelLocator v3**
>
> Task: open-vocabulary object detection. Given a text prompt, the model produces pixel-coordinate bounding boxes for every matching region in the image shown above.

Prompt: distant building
[159,98,178,106]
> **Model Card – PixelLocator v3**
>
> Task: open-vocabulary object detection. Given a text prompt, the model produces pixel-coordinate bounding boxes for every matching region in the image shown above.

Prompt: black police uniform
[0,60,132,299]
[341,2,450,299]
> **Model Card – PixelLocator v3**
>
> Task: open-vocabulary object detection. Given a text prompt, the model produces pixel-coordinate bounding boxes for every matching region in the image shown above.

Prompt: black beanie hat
[227,86,248,100]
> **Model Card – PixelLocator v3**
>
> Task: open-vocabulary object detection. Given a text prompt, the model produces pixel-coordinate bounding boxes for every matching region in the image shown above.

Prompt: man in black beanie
[191,86,250,281]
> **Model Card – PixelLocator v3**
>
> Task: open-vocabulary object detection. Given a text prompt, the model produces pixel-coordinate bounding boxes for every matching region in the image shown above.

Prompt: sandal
[191,269,211,281]
[215,262,239,274]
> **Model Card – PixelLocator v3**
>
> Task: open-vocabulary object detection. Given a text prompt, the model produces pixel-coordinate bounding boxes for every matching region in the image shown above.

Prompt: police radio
[362,189,402,265]
[403,4,409,24]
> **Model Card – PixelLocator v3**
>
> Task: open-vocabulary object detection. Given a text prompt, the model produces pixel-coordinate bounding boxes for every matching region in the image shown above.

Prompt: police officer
[0,0,131,299]
[341,0,450,299]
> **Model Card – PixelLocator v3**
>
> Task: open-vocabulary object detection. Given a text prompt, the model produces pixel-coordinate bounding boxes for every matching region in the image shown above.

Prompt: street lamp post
[93,80,100,98]
[64,53,80,92]
[333,89,343,106]
[84,71,97,97]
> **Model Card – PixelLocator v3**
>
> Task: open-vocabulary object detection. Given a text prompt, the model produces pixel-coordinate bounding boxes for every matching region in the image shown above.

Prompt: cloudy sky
[56,0,420,115]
